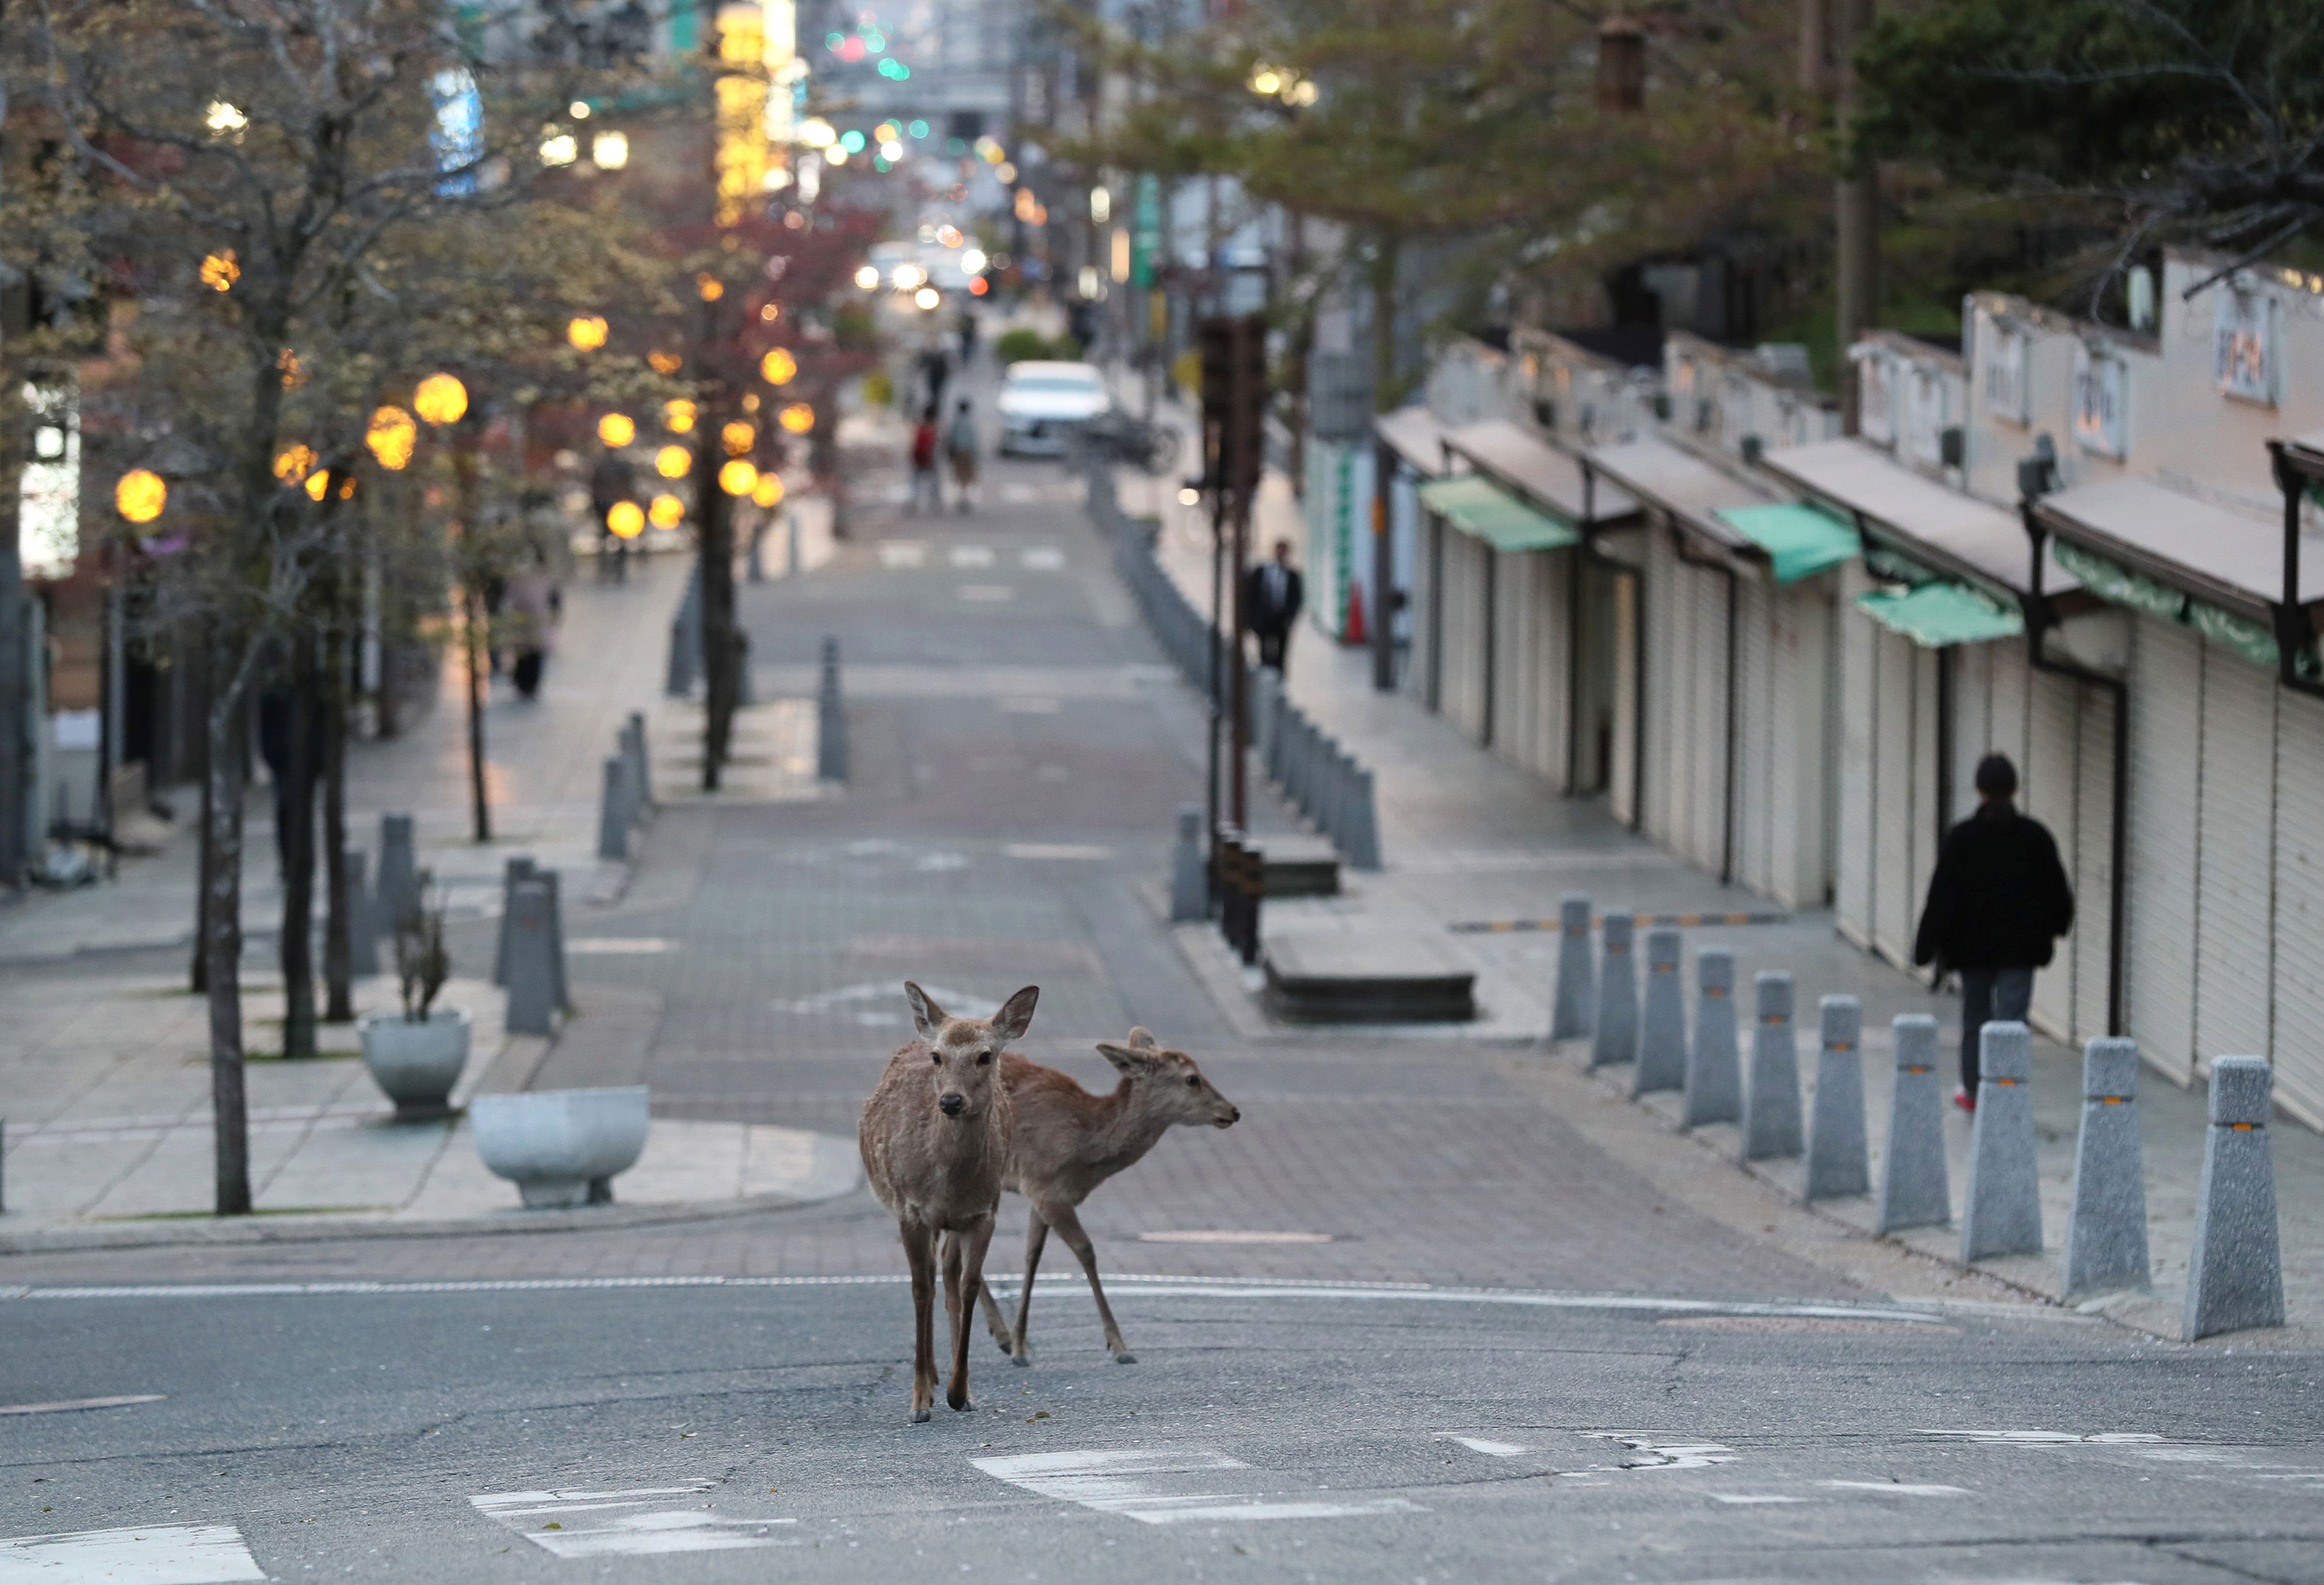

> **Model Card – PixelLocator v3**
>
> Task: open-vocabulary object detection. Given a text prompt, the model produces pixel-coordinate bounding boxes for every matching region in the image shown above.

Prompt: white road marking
[1002,843,1111,861]
[3,1275,1953,1326]
[878,541,928,569]
[0,1523,265,1584]
[566,938,678,955]
[770,981,998,1018]
[1711,1494,1807,1505]
[469,1485,798,1559]
[997,697,1062,713]
[0,1394,165,1416]
[1918,1430,2163,1445]
[1138,1231,1332,1245]
[1558,1435,1736,1476]
[1816,1481,1969,1496]
[972,1449,1423,1525]
[1020,546,1067,570]
[1436,1436,1527,1457]
[949,545,995,568]
[957,583,1015,601]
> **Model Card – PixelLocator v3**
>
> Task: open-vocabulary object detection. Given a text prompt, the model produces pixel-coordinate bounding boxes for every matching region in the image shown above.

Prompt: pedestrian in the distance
[908,405,941,515]
[1242,539,1304,671]
[588,452,635,584]
[1912,753,2074,1111]
[944,397,979,515]
[503,544,561,700]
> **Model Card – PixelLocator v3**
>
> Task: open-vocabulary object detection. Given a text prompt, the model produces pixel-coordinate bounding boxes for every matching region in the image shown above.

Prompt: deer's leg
[948,1214,996,1411]
[977,1260,1013,1355]
[1007,1213,1050,1365]
[1039,1199,1135,1364]
[901,1218,938,1423]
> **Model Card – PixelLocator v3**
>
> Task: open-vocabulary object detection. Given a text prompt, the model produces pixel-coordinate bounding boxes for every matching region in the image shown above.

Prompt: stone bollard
[2184,1055,2284,1339]
[502,879,560,1036]
[1253,669,1281,772]
[1550,894,1595,1042]
[1169,806,1209,922]
[1876,1013,1951,1233]
[1804,995,1869,1199]
[786,509,801,579]
[1743,973,1804,1160]
[1263,696,1288,785]
[1961,1021,2042,1261]
[2064,1037,2150,1298]
[344,848,379,978]
[1589,913,1637,1069]
[597,757,633,862]
[817,635,848,783]
[1681,947,1741,1126]
[1342,764,1384,871]
[541,868,570,1013]
[377,813,418,929]
[1321,742,1351,849]
[1331,748,1360,857]
[1633,927,1687,1096]
[667,561,703,697]
[625,711,654,812]
[1287,715,1314,817]
[492,856,539,987]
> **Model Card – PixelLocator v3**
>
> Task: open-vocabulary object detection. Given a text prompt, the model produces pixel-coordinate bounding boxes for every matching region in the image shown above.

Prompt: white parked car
[997,361,1109,456]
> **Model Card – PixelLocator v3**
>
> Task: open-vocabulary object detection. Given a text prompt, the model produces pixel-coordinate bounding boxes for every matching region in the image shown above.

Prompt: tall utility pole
[1200,315,1266,837]
[0,14,31,886]
[1828,0,1878,434]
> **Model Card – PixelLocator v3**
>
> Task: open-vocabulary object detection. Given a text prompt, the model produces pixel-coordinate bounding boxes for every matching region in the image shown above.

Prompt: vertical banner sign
[2213,289,2277,405]
[1131,176,1161,290]
[2072,343,2129,459]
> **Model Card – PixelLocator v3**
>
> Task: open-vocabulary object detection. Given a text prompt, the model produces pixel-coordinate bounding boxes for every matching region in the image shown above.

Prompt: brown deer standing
[859,982,1039,1422]
[975,1026,1239,1366]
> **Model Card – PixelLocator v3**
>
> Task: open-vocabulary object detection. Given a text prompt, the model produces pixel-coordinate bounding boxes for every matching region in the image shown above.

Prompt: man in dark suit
[1913,753,2075,1111]
[1243,539,1304,671]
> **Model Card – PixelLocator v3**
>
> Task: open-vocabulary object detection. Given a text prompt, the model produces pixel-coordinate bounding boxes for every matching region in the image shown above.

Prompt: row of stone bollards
[1554,892,2284,1341]
[1252,671,1381,871]
[597,711,654,862]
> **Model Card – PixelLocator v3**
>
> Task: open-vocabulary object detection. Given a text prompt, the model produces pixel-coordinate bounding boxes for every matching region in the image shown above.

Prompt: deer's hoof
[1114,1351,1138,1365]
[949,1392,974,1413]
[1011,1352,1032,1368]
[912,1407,931,1424]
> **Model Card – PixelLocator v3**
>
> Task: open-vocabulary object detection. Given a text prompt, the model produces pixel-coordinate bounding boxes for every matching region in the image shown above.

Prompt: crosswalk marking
[957,583,1014,601]
[1437,1435,1527,1457]
[1020,546,1066,570]
[972,1448,1424,1526]
[0,1523,265,1584]
[469,1484,799,1559]
[878,540,927,568]
[949,544,994,567]
[1816,1481,1969,1497]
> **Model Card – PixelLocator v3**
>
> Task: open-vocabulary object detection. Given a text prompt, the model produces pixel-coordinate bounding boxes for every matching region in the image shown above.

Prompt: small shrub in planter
[359,872,470,1118]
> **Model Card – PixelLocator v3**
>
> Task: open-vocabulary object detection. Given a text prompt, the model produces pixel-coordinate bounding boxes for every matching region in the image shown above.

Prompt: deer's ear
[1097,1041,1162,1077]
[904,982,947,1039]
[991,985,1039,1044]
[1126,1026,1158,1050]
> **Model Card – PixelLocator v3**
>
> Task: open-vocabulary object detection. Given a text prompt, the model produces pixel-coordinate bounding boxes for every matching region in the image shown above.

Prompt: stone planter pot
[358,1007,473,1118]
[470,1086,651,1209]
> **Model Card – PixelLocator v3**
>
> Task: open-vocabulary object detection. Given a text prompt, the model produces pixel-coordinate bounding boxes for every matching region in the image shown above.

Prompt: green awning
[1418,474,1578,552]
[1855,582,2024,648]
[1714,502,1860,584]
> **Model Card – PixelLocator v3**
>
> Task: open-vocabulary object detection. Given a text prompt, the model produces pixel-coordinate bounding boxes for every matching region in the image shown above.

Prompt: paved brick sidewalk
[1136,455,2323,1343]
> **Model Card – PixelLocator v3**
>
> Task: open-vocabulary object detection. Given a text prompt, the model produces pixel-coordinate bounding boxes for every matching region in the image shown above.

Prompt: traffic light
[1198,315,1267,498]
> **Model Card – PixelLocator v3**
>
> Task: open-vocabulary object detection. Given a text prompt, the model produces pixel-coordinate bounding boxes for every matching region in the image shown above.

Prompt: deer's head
[1096,1027,1240,1129]
[905,982,1037,1121]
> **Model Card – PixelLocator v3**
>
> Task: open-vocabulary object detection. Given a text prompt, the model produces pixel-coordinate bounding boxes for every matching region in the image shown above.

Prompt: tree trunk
[454,425,490,842]
[189,630,211,993]
[698,400,739,791]
[322,623,353,1023]
[1368,230,1402,417]
[205,644,251,1216]
[278,631,318,1059]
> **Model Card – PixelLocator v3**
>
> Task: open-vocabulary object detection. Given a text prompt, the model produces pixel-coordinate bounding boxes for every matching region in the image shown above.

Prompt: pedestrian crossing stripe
[0,1522,264,1584]
[971,1448,1423,1525]
[1449,911,1792,934]
[468,1485,798,1558]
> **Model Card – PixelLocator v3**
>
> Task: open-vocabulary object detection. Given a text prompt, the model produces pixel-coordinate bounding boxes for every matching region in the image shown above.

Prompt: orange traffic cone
[1346,582,1367,645]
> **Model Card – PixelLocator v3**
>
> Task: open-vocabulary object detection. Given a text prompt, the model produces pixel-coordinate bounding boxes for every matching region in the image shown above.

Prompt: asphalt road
[5,1279,2319,1584]
[6,427,2322,1585]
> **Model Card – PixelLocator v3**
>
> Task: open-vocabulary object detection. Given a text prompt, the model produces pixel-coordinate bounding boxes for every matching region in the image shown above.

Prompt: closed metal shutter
[1873,626,1916,967]
[1835,563,1877,946]
[1768,583,1805,905]
[1644,523,1679,848]
[1989,637,2031,781]
[2126,613,2203,1083]
[1950,641,1993,830]
[1440,530,1488,741]
[1734,571,1774,895]
[1694,563,1730,874]
[2272,688,2324,1129]
[1532,552,1570,788]
[1911,643,1942,983]
[2025,668,2080,1041]
[1610,571,1639,825]
[2195,642,2277,1068]
[2071,680,2119,1045]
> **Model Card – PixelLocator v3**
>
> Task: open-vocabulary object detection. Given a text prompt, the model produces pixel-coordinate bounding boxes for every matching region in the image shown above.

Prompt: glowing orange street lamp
[606,500,646,538]
[648,494,685,529]
[597,412,637,447]
[567,314,609,350]
[718,459,759,497]
[116,469,167,523]
[665,399,697,434]
[654,445,691,479]
[368,406,417,470]
[778,402,815,435]
[759,348,797,385]
[273,443,317,482]
[751,473,786,508]
[200,250,239,292]
[721,420,754,456]
[414,373,468,425]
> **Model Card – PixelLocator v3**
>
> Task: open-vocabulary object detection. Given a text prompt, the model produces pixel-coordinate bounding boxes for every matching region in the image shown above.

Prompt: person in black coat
[1913,753,2075,1109]
[1243,539,1304,671]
